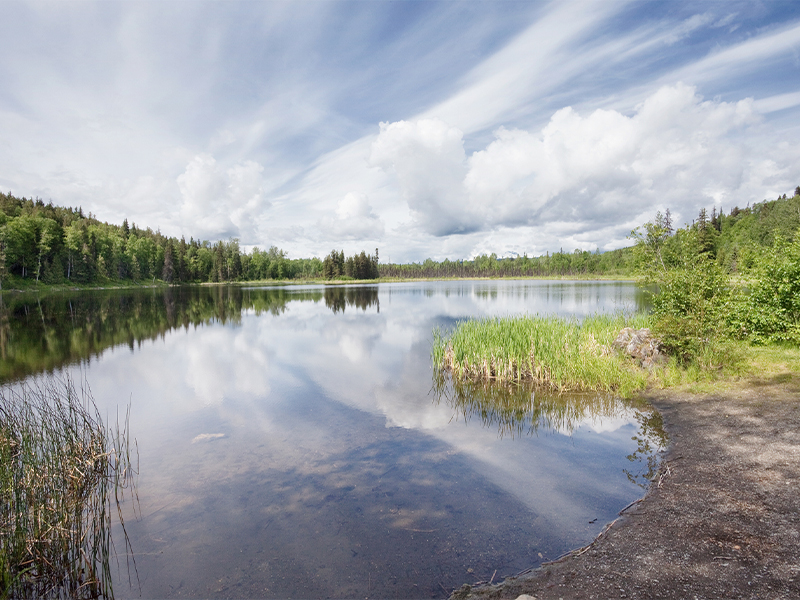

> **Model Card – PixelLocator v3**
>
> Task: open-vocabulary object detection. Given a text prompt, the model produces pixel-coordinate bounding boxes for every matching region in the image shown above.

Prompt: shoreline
[0,274,638,294]
[451,374,800,599]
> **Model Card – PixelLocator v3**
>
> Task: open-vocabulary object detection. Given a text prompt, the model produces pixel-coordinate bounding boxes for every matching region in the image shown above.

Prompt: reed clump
[432,313,651,397]
[0,377,136,599]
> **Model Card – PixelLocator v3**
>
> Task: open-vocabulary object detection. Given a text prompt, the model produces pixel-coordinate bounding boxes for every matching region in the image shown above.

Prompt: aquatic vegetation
[432,313,652,396]
[0,377,137,599]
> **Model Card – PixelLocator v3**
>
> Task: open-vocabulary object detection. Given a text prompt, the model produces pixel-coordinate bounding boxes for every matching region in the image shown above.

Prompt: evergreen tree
[697,208,716,256]
[162,240,175,283]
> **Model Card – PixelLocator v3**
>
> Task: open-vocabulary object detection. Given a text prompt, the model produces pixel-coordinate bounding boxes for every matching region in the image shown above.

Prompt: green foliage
[323,248,379,280]
[380,247,635,279]
[0,192,324,286]
[631,198,800,371]
[729,233,800,344]
[634,218,750,371]
[715,191,800,273]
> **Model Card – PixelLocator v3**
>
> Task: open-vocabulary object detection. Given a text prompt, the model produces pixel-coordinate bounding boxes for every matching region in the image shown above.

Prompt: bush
[632,221,743,369]
[649,259,732,362]
[730,233,800,344]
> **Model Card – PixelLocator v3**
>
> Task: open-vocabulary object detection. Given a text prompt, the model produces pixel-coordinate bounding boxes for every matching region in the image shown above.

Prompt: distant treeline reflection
[0,285,379,382]
[432,375,666,487]
[324,286,380,313]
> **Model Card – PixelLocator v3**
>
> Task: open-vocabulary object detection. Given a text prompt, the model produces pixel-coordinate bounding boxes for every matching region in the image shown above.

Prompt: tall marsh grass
[0,377,136,599]
[432,313,652,397]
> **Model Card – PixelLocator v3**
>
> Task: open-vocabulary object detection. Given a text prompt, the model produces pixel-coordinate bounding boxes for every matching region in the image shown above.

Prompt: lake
[0,280,663,598]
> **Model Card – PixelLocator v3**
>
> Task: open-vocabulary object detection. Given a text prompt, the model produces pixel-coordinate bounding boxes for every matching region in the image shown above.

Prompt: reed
[432,313,651,397]
[0,376,137,599]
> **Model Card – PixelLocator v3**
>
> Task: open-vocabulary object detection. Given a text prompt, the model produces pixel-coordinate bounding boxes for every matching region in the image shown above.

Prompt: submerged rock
[613,327,664,368]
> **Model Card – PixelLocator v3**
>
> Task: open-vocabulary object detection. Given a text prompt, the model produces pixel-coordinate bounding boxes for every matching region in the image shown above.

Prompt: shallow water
[1,281,663,598]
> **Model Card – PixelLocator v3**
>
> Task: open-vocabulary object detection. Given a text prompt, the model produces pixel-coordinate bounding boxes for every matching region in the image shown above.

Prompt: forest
[0,189,798,287]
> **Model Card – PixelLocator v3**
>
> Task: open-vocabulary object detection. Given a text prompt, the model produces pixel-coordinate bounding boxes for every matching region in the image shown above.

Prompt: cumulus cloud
[369,119,474,236]
[177,154,269,241]
[467,83,760,228]
[367,84,776,246]
[317,192,384,240]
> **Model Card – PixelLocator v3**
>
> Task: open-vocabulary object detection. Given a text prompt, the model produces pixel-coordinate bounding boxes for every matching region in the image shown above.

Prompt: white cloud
[364,84,773,249]
[1,1,800,262]
[369,119,472,235]
[662,21,800,87]
[177,154,269,241]
[417,0,626,134]
[469,83,760,227]
[317,192,384,240]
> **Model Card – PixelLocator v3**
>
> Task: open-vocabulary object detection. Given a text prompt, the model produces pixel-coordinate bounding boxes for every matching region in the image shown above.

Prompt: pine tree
[162,241,174,283]
[697,208,716,255]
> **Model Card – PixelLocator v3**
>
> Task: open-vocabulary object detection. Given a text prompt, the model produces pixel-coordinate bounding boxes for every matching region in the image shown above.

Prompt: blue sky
[1,1,799,262]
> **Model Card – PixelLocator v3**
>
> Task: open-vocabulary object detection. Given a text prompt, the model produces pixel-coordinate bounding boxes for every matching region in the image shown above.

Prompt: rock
[613,327,664,368]
[450,583,472,599]
[516,595,538,600]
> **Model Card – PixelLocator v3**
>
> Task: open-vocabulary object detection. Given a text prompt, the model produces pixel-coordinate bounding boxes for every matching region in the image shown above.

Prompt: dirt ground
[450,373,800,600]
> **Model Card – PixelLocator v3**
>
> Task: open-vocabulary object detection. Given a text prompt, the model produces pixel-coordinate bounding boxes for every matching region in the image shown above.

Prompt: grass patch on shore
[0,377,137,599]
[432,313,652,397]
[431,313,797,399]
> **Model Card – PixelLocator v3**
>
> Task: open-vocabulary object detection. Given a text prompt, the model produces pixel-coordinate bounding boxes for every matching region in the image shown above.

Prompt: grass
[0,377,137,599]
[655,342,800,395]
[432,313,800,400]
[432,313,653,398]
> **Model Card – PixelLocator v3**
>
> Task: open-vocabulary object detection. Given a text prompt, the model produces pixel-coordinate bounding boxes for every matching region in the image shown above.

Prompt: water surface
[1,281,662,598]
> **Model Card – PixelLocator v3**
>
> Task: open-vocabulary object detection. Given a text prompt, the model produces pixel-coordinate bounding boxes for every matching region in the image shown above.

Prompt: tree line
[1,188,798,288]
[322,249,380,280]
[0,192,323,286]
[377,248,634,279]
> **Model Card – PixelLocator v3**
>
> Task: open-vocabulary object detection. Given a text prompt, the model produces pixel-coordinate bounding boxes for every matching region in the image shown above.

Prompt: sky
[1,1,800,262]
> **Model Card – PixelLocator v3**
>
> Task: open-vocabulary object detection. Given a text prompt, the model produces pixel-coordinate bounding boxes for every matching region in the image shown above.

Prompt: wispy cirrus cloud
[0,0,799,261]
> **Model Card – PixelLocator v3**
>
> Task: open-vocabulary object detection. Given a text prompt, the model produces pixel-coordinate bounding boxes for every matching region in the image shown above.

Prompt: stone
[613,327,665,368]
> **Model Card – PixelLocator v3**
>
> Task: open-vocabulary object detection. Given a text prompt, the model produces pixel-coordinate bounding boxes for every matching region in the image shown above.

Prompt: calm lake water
[2,280,663,599]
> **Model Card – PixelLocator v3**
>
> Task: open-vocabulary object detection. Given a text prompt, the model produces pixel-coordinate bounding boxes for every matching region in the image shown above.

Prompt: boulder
[614,327,664,368]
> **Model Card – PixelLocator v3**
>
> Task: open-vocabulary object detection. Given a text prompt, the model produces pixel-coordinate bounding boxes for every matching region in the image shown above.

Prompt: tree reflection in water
[0,285,380,383]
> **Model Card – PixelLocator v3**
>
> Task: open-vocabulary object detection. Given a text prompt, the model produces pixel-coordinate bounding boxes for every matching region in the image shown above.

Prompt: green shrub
[729,233,800,344]
[632,219,744,370]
